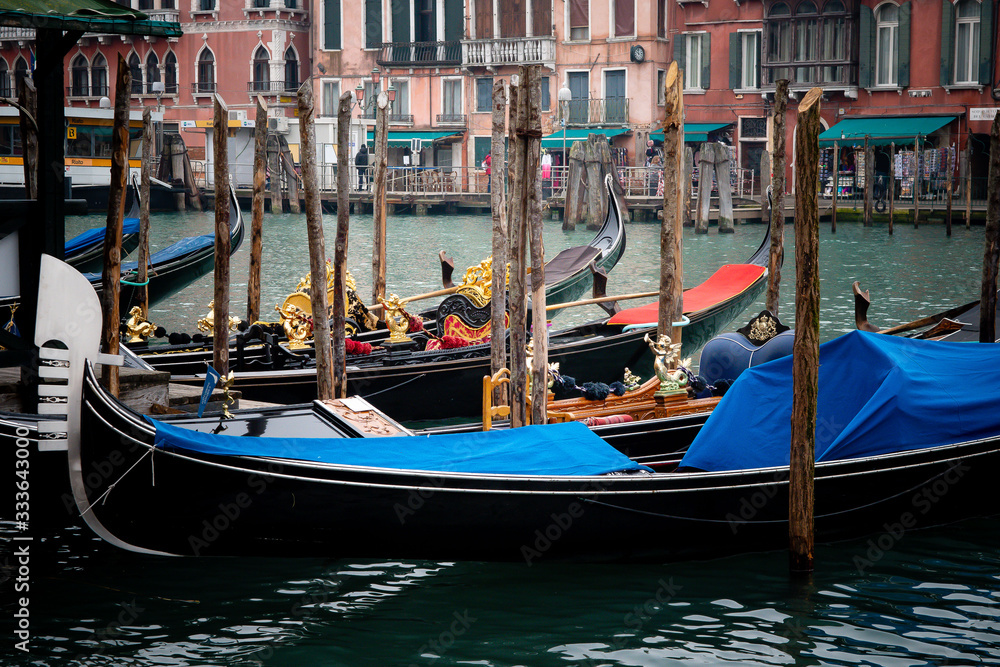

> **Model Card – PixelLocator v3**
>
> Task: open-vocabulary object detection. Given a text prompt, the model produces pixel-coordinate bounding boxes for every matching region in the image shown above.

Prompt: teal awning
[366,130,463,147]
[0,0,182,36]
[819,115,957,147]
[541,128,630,148]
[650,122,732,144]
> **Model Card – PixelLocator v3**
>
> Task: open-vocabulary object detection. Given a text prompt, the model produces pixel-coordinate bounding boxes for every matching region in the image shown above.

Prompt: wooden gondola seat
[426,292,509,350]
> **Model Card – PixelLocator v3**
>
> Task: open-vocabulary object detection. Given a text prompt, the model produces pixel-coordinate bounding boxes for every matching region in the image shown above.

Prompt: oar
[545,291,658,311]
[367,285,463,312]
[878,301,978,336]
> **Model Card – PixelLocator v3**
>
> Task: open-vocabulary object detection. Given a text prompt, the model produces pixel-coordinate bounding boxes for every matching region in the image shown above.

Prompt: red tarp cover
[607,264,766,325]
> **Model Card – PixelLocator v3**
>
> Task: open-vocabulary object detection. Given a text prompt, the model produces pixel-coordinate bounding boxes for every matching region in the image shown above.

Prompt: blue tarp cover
[150,419,650,476]
[83,231,214,281]
[680,331,1000,472]
[65,217,139,256]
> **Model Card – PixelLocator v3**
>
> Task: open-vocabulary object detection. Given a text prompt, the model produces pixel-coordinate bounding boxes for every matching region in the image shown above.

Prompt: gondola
[64,176,142,273]
[83,181,244,312]
[854,281,1000,342]
[151,213,768,422]
[72,324,1000,561]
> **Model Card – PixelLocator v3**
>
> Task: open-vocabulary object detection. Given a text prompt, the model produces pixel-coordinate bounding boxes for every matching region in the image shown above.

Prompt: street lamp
[558,81,572,188]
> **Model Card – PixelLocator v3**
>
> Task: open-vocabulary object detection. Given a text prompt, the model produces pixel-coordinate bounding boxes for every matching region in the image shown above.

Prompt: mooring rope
[80,448,153,516]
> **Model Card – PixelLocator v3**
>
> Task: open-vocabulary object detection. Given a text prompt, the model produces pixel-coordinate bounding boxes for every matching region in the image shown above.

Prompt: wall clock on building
[630,45,645,63]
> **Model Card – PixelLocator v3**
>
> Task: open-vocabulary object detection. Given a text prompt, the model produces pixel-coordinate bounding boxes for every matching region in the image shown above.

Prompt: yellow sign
[67,127,77,140]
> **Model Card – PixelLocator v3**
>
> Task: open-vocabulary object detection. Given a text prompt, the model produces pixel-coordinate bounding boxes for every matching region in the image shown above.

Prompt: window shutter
[674,37,684,73]
[391,0,410,43]
[898,2,910,88]
[324,0,341,50]
[980,0,994,85]
[701,33,711,89]
[365,0,381,50]
[940,0,954,86]
[445,0,462,42]
[858,5,873,88]
[730,32,742,89]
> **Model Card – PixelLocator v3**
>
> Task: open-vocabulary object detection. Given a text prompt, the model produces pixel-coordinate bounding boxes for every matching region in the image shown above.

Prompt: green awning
[366,130,463,147]
[0,0,182,36]
[541,128,630,148]
[819,115,957,147]
[650,122,732,144]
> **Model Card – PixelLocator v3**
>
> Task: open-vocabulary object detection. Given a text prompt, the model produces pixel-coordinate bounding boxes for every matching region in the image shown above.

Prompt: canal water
[5,209,998,666]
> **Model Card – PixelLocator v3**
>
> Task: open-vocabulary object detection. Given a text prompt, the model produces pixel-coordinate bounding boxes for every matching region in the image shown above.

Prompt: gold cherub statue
[378,293,412,344]
[197,301,241,335]
[125,306,156,343]
[644,332,687,395]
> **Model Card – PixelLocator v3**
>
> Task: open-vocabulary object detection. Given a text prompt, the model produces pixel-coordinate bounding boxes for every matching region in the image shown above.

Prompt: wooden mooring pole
[248,95,267,323]
[768,79,788,313]
[789,87,823,574]
[490,79,508,404]
[524,67,547,426]
[965,140,973,229]
[980,113,1000,344]
[946,144,954,237]
[888,143,895,235]
[17,77,36,200]
[831,141,838,234]
[372,89,389,305]
[508,72,529,427]
[268,135,282,214]
[332,92,353,398]
[913,138,920,228]
[299,81,334,401]
[212,94,231,377]
[138,107,151,317]
[658,62,684,343]
[100,54,130,397]
[863,136,873,227]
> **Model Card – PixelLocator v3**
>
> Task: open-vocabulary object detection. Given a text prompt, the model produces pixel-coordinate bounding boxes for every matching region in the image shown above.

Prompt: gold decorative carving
[456,257,494,307]
[125,306,156,343]
[197,301,240,335]
[644,332,687,395]
[275,263,378,345]
[378,293,412,343]
[748,315,778,345]
[217,370,236,419]
[623,367,641,392]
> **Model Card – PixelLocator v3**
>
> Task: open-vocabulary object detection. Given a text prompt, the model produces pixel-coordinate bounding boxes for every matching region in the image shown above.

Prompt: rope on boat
[579,466,959,524]
[358,373,427,399]
[120,277,150,287]
[80,448,152,516]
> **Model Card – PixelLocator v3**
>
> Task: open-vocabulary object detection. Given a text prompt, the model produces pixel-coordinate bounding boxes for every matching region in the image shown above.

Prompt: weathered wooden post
[659,62,684,344]
[524,68,548,426]
[695,144,713,234]
[716,144,735,233]
[913,138,920,228]
[508,70,529,427]
[166,135,186,211]
[286,143,301,214]
[299,81,334,401]
[248,95,267,323]
[789,87,823,574]
[332,92,353,397]
[965,140,973,228]
[863,136,873,227]
[888,142,895,235]
[980,113,1000,344]
[138,107,152,317]
[768,79,787,314]
[100,54,131,397]
[946,144,954,237]
[683,146,694,227]
[759,151,771,224]
[17,77,36,200]
[212,94,231,377]
[372,88,389,305]
[490,79,508,404]
[831,141,838,233]
[268,135,282,213]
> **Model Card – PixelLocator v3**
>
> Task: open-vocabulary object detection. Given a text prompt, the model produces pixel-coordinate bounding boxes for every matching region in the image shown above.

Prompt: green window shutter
[980,0,994,85]
[730,32,742,89]
[858,5,874,88]
[444,0,462,43]
[365,0,381,50]
[325,0,341,50]
[391,0,410,43]
[898,3,910,88]
[674,36,685,72]
[701,33,711,89]
[940,0,954,86]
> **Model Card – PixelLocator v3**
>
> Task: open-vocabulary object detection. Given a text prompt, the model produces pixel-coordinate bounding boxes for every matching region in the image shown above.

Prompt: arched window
[145,52,160,93]
[954,0,981,84]
[197,49,215,93]
[0,60,9,98]
[71,54,89,97]
[875,3,899,87]
[284,47,298,92]
[252,46,270,92]
[92,53,108,97]
[129,53,143,94]
[13,57,28,92]
[164,52,177,94]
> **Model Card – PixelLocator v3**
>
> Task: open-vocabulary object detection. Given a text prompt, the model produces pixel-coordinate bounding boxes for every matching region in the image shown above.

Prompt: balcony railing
[360,108,414,124]
[462,36,556,69]
[761,62,856,89]
[436,114,466,125]
[563,98,630,126]
[67,85,110,98]
[0,26,34,41]
[377,41,461,67]
[246,80,299,94]
[192,82,217,94]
